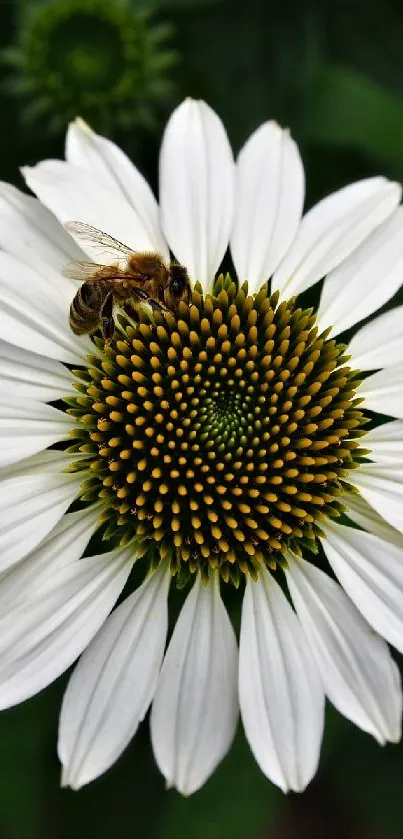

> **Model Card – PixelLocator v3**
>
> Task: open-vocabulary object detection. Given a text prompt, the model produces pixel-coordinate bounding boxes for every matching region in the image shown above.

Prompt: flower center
[48,13,124,90]
[68,278,367,585]
[7,0,177,134]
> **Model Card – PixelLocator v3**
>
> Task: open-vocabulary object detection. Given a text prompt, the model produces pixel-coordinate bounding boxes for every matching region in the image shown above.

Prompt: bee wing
[64,221,134,261]
[62,260,100,281]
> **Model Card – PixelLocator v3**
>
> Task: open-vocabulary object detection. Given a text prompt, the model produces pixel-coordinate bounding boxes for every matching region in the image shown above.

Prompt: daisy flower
[1,98,403,795]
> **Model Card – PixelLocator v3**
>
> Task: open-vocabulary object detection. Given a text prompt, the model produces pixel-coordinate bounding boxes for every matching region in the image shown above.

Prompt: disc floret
[67,278,368,586]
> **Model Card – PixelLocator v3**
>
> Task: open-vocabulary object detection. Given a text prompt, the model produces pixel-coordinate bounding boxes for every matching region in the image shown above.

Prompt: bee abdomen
[69,289,99,335]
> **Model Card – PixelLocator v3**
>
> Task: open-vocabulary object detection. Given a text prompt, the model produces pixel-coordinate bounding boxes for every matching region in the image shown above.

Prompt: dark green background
[1,0,403,837]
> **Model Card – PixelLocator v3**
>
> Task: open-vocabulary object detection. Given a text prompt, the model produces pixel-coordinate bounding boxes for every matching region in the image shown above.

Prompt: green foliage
[0,696,49,839]
[151,0,224,7]
[303,64,403,178]
[2,0,178,136]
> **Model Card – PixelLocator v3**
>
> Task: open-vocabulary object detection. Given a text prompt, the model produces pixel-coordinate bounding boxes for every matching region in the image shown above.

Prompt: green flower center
[48,14,124,90]
[68,278,367,586]
[5,0,177,133]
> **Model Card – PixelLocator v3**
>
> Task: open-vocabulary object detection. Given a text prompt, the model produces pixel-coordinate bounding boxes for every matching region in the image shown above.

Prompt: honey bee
[64,222,190,340]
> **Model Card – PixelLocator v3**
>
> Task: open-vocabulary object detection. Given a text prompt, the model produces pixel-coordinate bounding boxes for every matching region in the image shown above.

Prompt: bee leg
[124,302,140,324]
[148,299,168,312]
[131,287,169,313]
[100,292,115,341]
[131,287,150,301]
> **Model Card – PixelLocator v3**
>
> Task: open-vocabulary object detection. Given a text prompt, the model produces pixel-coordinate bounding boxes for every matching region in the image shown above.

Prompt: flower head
[69,279,367,588]
[1,99,403,794]
[3,0,177,135]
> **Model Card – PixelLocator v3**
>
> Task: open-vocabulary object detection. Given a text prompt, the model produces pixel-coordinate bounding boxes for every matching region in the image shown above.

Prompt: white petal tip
[166,777,200,797]
[372,731,395,747]
[382,725,402,745]
[389,180,402,196]
[60,766,85,791]
[291,782,308,794]
[277,777,310,794]
[266,120,289,135]
[60,767,73,789]
[70,116,92,133]
[185,96,204,106]
[380,179,402,205]
[164,777,184,794]
[174,784,192,797]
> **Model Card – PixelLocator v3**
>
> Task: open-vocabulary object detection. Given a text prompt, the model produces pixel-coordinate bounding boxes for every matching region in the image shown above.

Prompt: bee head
[166,263,190,310]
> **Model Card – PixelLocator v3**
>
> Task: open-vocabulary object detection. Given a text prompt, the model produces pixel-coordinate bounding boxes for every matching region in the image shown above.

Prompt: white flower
[1,98,403,796]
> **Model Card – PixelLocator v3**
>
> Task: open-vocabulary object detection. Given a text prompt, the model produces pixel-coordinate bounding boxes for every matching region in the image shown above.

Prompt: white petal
[359,365,403,419]
[0,547,133,710]
[365,421,403,463]
[0,450,82,570]
[0,340,73,402]
[318,208,403,336]
[59,563,170,789]
[286,556,401,744]
[0,396,73,466]
[151,573,238,795]
[351,463,403,533]
[0,181,84,274]
[0,251,90,364]
[23,161,163,262]
[159,99,235,293]
[348,306,403,370]
[66,118,168,259]
[0,505,100,610]
[239,568,324,792]
[345,491,403,548]
[0,447,73,477]
[322,521,403,656]
[272,177,401,298]
[230,122,304,294]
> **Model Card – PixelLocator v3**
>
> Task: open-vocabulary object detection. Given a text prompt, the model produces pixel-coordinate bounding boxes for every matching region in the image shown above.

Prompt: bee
[64,222,190,340]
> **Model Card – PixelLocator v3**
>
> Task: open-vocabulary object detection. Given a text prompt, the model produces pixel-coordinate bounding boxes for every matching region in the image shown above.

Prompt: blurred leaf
[153,0,224,6]
[0,689,58,839]
[155,728,283,839]
[48,719,165,839]
[170,0,323,149]
[322,0,403,99]
[304,64,403,177]
[319,704,354,766]
[326,709,403,839]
